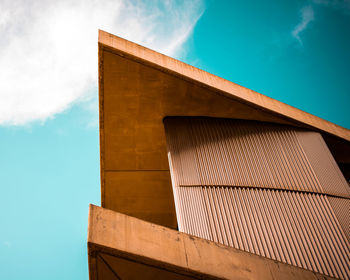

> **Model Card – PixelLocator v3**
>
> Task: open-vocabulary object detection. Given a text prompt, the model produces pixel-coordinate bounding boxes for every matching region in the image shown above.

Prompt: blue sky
[0,0,349,279]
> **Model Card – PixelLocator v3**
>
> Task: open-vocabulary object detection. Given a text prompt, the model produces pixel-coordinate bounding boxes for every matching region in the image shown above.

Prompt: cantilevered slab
[88,205,336,280]
[98,30,350,228]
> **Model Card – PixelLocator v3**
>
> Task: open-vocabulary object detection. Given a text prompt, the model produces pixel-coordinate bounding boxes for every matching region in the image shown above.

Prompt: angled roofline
[98,29,350,143]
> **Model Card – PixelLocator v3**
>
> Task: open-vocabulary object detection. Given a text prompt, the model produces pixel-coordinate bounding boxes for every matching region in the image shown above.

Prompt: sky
[0,0,349,279]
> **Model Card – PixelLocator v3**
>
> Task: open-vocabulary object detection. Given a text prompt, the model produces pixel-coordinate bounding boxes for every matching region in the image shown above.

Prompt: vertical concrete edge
[88,204,98,280]
[98,33,106,207]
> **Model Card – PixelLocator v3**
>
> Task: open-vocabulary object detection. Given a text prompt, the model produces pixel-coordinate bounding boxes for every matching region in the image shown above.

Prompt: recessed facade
[88,30,350,280]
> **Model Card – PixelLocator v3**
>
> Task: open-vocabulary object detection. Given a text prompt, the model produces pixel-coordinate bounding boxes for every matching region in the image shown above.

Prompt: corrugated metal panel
[327,196,350,242]
[297,131,350,197]
[164,117,350,197]
[177,187,350,280]
[164,117,350,279]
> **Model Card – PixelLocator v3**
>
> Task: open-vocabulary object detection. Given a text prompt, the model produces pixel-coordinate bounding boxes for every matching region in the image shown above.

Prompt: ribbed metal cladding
[176,186,350,280]
[297,131,350,197]
[164,117,350,280]
[327,196,350,242]
[164,117,350,197]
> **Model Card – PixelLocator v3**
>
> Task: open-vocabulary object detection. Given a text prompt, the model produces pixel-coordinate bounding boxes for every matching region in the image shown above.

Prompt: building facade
[88,30,350,280]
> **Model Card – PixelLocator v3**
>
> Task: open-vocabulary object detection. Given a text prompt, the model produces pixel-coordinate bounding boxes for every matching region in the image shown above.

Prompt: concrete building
[87,30,350,280]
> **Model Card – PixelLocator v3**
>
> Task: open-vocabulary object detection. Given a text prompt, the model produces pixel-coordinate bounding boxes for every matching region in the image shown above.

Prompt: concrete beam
[88,205,336,280]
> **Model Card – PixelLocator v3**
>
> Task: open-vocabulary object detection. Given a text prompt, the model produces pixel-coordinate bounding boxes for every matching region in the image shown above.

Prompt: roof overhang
[98,30,350,228]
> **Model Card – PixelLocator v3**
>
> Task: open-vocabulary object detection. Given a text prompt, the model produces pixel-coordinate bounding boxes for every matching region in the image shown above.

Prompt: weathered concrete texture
[104,171,175,227]
[88,205,337,280]
[98,30,350,228]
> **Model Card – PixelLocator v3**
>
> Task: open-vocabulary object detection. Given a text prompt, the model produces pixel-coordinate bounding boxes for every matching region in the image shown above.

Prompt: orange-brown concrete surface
[98,30,350,228]
[88,204,337,280]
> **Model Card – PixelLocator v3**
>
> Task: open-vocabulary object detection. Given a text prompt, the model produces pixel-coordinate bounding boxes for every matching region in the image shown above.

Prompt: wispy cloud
[0,0,204,126]
[292,1,350,46]
[313,0,350,14]
[292,5,315,45]
[3,241,11,247]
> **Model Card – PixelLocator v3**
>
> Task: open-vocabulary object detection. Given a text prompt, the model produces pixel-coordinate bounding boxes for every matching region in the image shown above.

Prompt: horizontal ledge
[88,204,336,280]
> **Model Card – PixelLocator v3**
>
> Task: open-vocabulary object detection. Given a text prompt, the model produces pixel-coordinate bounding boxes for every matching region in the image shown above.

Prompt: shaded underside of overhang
[98,30,350,229]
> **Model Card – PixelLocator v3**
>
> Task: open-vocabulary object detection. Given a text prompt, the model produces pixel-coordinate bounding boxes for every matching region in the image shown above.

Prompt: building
[87,30,350,280]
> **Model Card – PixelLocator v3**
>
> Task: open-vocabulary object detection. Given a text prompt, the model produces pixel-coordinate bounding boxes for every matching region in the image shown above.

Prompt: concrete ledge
[88,204,336,280]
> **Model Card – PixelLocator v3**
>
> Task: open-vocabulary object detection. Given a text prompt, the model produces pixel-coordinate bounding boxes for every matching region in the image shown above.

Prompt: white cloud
[292,5,315,45]
[0,0,204,126]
